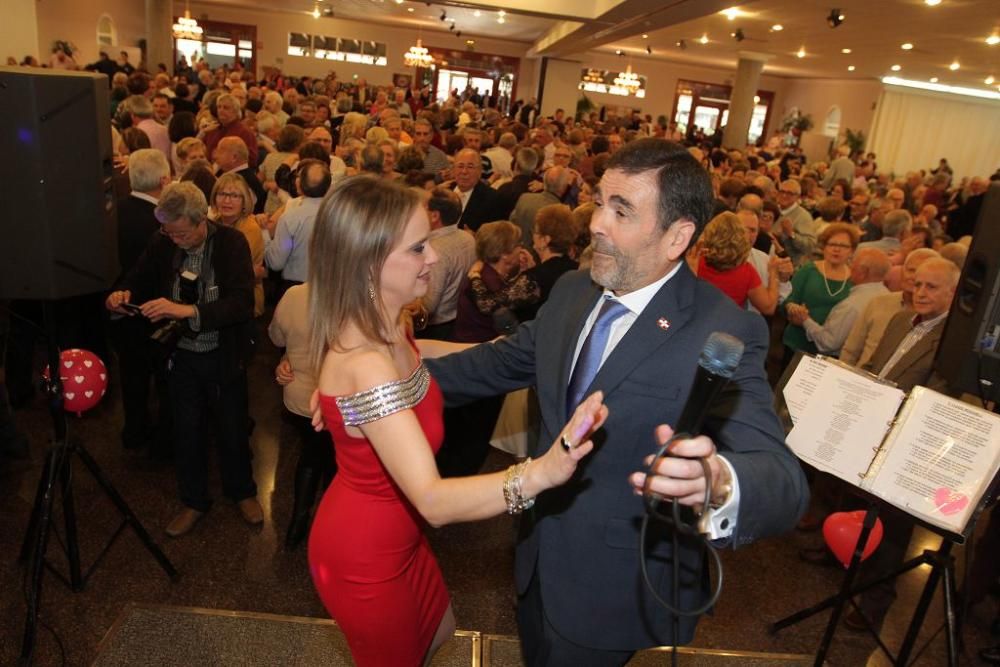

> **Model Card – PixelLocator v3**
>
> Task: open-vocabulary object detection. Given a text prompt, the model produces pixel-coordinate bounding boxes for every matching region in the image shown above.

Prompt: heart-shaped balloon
[822,511,884,568]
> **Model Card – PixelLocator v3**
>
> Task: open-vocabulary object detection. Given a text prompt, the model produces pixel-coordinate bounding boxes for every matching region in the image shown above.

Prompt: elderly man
[510,166,571,248]
[124,95,171,160]
[451,148,501,232]
[263,90,289,127]
[214,137,266,214]
[840,248,938,367]
[776,179,820,266]
[858,209,911,260]
[306,127,348,181]
[822,145,854,190]
[426,138,807,663]
[106,182,261,538]
[788,248,891,356]
[112,149,173,452]
[847,257,962,632]
[417,187,476,341]
[412,118,450,178]
[484,132,517,181]
[202,93,258,168]
[264,159,330,287]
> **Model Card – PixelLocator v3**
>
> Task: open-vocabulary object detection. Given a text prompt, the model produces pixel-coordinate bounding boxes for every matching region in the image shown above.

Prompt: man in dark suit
[214,136,266,214]
[451,148,501,233]
[426,139,808,664]
[848,257,961,632]
[113,148,172,452]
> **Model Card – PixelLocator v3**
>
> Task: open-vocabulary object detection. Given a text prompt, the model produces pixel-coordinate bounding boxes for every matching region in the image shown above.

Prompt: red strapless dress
[309,363,450,666]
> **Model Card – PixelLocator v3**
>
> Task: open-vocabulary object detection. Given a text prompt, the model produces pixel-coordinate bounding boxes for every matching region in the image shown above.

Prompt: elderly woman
[514,205,579,322]
[782,222,859,361]
[813,196,848,235]
[259,124,305,214]
[210,173,266,316]
[691,212,780,314]
[174,137,207,177]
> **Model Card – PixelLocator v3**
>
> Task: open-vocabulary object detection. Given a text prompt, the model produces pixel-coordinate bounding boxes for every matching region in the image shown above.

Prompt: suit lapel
[886,320,944,381]
[586,266,695,412]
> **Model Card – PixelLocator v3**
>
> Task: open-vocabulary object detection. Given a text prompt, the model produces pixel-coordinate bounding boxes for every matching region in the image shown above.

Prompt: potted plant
[576,93,596,121]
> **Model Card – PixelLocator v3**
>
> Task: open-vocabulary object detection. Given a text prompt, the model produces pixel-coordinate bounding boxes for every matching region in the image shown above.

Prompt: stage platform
[92,603,815,666]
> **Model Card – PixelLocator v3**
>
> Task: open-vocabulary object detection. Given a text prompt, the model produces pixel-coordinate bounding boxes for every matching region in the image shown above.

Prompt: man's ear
[662,220,697,262]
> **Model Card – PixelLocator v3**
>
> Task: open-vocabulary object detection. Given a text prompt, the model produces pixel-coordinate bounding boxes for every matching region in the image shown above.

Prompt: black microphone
[643,331,744,516]
[672,331,745,439]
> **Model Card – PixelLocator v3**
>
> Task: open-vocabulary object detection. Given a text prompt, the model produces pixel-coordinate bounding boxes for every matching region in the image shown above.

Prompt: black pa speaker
[935,185,1000,403]
[0,67,118,299]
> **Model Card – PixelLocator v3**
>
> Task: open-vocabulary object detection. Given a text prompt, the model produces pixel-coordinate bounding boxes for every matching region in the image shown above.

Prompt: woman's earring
[368,281,376,303]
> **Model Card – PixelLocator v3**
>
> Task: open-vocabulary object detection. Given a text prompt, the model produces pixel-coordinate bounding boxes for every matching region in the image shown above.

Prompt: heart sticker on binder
[933,487,970,516]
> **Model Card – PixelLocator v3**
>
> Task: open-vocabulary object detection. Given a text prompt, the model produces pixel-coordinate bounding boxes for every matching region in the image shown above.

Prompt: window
[578,68,646,98]
[97,14,117,47]
[287,34,387,66]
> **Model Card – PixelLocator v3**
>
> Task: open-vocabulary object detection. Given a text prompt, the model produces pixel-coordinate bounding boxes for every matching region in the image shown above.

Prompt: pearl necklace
[820,262,848,298]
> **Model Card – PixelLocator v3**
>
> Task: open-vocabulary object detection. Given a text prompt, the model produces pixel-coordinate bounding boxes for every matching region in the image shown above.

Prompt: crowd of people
[2,54,999,666]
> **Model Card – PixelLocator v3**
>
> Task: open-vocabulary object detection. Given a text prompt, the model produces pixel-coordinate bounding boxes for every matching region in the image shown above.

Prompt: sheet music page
[866,387,1000,533]
[782,355,832,425]
[786,358,904,483]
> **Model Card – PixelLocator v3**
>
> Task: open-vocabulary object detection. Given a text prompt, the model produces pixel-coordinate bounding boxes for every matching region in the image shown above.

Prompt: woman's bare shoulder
[318,345,400,397]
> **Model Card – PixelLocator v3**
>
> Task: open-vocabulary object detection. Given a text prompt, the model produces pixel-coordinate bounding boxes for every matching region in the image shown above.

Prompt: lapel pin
[657,317,671,331]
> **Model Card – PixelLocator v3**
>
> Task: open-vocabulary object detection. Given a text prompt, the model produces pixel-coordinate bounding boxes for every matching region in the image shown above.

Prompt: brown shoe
[165,508,204,537]
[237,497,264,525]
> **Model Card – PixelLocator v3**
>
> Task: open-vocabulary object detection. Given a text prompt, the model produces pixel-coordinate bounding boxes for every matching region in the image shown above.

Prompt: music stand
[16,303,179,665]
[768,353,999,667]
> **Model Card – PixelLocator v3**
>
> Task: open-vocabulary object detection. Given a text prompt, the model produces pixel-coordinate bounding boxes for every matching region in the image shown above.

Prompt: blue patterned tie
[567,297,630,414]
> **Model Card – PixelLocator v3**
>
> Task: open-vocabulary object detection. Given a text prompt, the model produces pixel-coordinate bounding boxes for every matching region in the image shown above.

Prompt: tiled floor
[1,331,996,665]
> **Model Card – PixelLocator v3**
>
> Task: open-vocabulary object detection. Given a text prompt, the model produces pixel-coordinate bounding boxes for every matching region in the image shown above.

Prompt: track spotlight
[827,9,845,28]
[449,23,455,31]
[456,31,462,38]
[440,10,447,21]
[615,49,623,56]
[646,45,652,54]
[676,39,687,50]
[732,28,745,42]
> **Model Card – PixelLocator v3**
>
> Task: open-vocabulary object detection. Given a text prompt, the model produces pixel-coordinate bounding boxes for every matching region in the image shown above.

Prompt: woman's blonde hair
[210,172,254,219]
[308,175,421,369]
[475,221,521,263]
[699,212,750,271]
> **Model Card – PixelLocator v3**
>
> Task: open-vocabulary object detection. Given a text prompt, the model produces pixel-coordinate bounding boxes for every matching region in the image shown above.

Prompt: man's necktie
[566,297,630,414]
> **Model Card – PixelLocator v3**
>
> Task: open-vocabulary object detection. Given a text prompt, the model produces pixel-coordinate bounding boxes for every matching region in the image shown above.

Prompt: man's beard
[589,239,633,292]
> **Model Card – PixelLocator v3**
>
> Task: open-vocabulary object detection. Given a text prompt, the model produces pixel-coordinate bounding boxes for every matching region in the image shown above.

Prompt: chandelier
[172,10,203,40]
[404,39,434,68]
[613,65,641,92]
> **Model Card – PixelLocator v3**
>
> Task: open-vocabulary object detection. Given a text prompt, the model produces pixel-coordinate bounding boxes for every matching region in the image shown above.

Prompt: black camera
[150,270,199,348]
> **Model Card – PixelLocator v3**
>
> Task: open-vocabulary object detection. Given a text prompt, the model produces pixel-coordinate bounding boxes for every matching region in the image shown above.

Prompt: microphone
[672,332,745,439]
[643,331,744,517]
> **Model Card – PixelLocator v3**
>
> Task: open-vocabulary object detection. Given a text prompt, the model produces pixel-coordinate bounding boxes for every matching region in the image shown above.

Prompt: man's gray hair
[498,132,517,149]
[515,147,539,175]
[155,182,208,226]
[882,209,913,239]
[543,166,570,195]
[216,93,241,113]
[125,95,153,119]
[128,148,170,193]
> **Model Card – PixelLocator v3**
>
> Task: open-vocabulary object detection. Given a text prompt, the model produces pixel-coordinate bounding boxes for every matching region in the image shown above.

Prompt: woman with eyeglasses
[210,173,266,316]
[781,222,860,364]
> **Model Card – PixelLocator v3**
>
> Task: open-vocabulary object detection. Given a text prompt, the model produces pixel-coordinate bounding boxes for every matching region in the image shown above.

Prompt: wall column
[722,51,773,149]
[144,0,173,72]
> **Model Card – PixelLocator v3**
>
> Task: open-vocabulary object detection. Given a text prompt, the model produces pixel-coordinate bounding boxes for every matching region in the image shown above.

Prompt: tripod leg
[942,556,959,667]
[59,451,83,590]
[19,447,64,664]
[73,443,179,580]
[18,449,54,562]
[897,541,953,666]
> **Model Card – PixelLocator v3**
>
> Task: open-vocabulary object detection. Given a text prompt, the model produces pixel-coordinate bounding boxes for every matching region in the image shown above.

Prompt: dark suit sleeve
[197,229,254,331]
[119,235,170,303]
[707,311,810,546]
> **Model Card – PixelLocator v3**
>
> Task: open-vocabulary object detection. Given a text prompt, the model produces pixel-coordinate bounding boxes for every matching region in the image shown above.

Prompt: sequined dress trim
[335,364,431,426]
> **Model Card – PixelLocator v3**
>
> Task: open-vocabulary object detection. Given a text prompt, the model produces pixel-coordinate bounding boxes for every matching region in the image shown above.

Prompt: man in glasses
[106,182,261,538]
[775,179,819,267]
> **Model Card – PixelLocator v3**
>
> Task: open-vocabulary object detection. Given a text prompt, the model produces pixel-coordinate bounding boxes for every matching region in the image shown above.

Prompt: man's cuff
[701,455,740,541]
[188,305,202,332]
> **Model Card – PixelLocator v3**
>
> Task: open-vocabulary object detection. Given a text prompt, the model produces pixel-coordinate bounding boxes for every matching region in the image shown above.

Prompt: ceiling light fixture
[949,61,960,70]
[771,24,783,31]
[615,49,623,56]
[642,34,648,39]
[987,34,1000,46]
[311,4,320,19]
[172,2,203,39]
[721,7,742,21]
[848,65,855,71]
[404,38,434,68]
[841,48,852,54]
[891,64,902,71]
[732,29,745,42]
[497,9,506,24]
[394,0,404,4]
[883,75,1000,100]
[987,75,996,85]
[473,9,481,17]
[827,9,845,28]
[407,6,414,11]
[699,34,709,44]
[796,47,806,58]
[614,64,642,92]
[924,0,941,5]
[901,43,913,50]
[930,77,939,82]
[676,39,687,50]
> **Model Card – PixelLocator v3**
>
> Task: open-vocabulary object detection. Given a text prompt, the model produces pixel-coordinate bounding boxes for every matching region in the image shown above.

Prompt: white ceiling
[191,0,1000,89]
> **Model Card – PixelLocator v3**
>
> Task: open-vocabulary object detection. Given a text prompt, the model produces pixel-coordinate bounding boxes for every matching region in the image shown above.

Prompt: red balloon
[822,511,884,568]
[43,349,109,416]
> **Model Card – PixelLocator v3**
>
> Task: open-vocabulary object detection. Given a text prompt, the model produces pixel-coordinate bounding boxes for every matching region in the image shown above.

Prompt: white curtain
[868,85,1000,182]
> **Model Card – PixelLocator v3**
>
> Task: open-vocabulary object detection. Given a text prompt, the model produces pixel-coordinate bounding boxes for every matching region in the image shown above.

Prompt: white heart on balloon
[65,392,76,400]
[100,373,107,381]
[83,360,93,368]
[84,390,94,398]
[63,361,73,368]
[74,376,85,384]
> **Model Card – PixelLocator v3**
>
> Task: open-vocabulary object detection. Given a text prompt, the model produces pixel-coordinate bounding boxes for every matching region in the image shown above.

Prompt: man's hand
[774,256,794,282]
[629,425,732,512]
[140,298,196,323]
[106,290,134,315]
[310,389,326,432]
[780,217,794,237]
